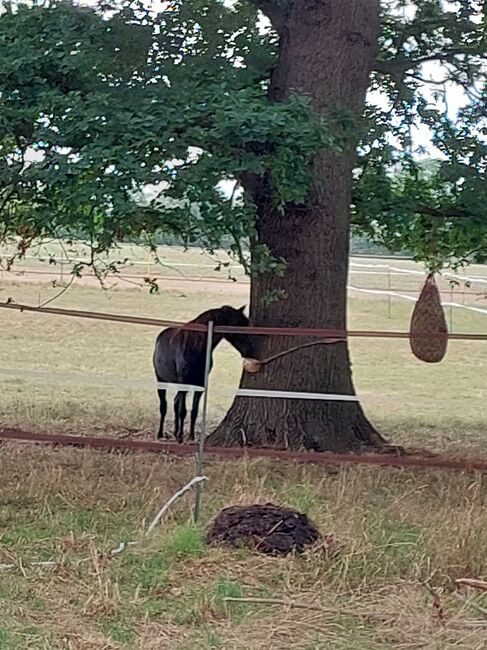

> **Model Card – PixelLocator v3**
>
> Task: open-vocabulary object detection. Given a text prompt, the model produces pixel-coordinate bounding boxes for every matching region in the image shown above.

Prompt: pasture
[0,247,487,648]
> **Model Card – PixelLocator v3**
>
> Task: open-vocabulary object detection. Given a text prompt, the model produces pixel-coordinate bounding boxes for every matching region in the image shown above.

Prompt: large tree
[1,0,486,451]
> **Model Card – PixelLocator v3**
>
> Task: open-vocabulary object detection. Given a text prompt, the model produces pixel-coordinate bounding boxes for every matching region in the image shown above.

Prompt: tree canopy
[0,0,486,276]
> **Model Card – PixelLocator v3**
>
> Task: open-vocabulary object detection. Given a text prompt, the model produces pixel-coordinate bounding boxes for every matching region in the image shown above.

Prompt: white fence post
[193,320,214,524]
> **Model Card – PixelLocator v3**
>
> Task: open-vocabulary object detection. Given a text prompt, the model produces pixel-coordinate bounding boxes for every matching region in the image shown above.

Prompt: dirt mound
[206,503,320,555]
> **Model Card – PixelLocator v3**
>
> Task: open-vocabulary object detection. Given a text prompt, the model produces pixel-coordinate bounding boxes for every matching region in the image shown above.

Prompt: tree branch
[373,48,483,75]
[414,204,474,220]
[407,73,448,86]
[351,203,478,226]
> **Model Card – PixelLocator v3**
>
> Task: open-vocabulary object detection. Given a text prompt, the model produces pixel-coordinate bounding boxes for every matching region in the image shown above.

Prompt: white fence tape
[16,253,487,285]
[437,271,487,286]
[442,301,487,316]
[350,262,487,285]
[347,285,487,316]
[349,270,419,276]
[351,262,424,275]
[157,382,204,392]
[235,388,358,401]
[348,285,417,302]
[0,367,204,393]
[22,254,243,271]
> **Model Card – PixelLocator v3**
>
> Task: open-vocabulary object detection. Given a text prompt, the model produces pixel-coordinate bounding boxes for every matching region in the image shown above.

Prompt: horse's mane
[191,308,225,325]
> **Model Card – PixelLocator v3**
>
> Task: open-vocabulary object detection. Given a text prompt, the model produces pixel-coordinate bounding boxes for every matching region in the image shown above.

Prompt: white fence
[2,254,487,326]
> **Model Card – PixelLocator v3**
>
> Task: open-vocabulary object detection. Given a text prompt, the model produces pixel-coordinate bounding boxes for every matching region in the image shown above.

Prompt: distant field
[1,246,487,649]
[2,241,487,300]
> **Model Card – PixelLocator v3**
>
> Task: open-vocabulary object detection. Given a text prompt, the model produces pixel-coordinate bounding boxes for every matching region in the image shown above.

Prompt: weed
[101,620,135,647]
[163,524,205,560]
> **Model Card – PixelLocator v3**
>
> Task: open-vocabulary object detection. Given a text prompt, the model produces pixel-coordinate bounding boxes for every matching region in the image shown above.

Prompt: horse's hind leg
[174,391,187,444]
[189,391,202,442]
[157,389,167,440]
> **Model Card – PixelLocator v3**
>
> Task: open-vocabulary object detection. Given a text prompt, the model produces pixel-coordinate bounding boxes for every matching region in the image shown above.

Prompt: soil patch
[206,503,320,555]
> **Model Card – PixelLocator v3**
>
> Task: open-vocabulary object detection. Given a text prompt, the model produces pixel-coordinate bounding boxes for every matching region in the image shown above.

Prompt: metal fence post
[193,320,214,524]
[387,266,392,319]
[449,288,454,333]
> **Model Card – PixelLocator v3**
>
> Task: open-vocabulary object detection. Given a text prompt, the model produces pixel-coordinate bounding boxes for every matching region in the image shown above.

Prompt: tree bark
[209,0,386,452]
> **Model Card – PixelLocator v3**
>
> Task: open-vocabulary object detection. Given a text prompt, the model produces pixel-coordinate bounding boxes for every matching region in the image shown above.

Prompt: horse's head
[215,305,256,359]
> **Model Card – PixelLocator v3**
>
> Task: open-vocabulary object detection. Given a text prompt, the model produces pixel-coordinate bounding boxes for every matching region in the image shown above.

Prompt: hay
[410,273,448,363]
[205,503,320,555]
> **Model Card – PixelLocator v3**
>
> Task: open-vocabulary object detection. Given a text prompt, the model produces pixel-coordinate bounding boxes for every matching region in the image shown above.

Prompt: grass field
[2,449,487,649]
[0,247,487,648]
[0,255,485,451]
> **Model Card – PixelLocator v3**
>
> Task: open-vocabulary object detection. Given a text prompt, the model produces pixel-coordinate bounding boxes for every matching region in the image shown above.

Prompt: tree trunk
[209,0,386,452]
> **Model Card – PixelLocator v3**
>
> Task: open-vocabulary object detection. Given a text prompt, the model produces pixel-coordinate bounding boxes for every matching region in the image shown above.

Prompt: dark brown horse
[152,305,254,442]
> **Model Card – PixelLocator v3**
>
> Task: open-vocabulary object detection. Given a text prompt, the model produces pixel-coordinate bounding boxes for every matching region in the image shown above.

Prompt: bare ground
[3,267,486,307]
[0,268,250,296]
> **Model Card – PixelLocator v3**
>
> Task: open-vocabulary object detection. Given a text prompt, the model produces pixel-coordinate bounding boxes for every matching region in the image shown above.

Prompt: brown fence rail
[1,302,486,340]
[1,429,487,473]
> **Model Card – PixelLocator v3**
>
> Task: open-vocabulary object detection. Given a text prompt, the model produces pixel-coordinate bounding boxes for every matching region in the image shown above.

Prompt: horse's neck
[184,331,222,355]
[210,333,224,350]
[191,315,224,344]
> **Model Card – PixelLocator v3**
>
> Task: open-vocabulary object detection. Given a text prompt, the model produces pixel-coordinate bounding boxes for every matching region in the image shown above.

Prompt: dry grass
[0,264,485,453]
[1,445,487,648]
[0,249,486,647]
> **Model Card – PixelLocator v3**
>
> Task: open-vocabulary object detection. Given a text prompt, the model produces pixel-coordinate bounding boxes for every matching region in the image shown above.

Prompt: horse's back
[153,328,206,386]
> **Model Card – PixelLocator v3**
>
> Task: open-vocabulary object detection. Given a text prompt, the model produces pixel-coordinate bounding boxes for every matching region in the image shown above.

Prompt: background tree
[1,0,486,450]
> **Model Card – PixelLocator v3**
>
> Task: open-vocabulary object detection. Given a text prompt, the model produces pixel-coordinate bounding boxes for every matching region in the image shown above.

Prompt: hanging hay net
[410,272,448,363]
[206,503,320,555]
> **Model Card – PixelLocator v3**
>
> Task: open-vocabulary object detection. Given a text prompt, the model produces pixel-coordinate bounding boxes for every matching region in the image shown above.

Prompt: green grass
[0,629,15,650]
[163,524,206,559]
[101,621,136,647]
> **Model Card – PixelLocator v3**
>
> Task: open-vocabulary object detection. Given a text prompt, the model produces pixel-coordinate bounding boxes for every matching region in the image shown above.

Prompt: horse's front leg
[157,388,167,440]
[174,391,187,443]
[189,391,203,442]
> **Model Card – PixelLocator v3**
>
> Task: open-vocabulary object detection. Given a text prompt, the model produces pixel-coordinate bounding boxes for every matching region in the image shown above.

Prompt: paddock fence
[0,300,486,481]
